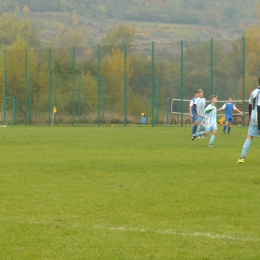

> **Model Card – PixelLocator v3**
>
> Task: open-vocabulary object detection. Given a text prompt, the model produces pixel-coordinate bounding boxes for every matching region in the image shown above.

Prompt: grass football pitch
[0,125,260,259]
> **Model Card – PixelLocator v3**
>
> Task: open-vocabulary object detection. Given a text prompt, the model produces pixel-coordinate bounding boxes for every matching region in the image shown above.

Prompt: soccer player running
[189,91,199,135]
[217,97,243,135]
[192,95,218,147]
[194,89,206,138]
[236,80,260,164]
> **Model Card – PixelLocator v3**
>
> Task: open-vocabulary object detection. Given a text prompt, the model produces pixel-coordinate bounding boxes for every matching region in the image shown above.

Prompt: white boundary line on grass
[93,225,259,242]
[1,218,258,242]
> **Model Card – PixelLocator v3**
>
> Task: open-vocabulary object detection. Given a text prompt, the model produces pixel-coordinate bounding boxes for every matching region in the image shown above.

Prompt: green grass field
[1,125,260,259]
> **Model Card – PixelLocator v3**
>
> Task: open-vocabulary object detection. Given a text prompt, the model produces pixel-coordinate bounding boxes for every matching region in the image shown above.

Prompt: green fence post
[98,45,101,127]
[146,100,149,124]
[197,78,201,89]
[78,73,82,123]
[242,36,246,126]
[181,40,184,127]
[13,98,16,125]
[152,41,155,127]
[25,48,28,124]
[101,76,106,122]
[156,77,160,124]
[48,47,52,126]
[236,80,238,101]
[29,72,32,121]
[217,79,220,99]
[3,50,6,124]
[211,38,214,95]
[177,78,181,122]
[124,43,127,127]
[54,73,58,123]
[72,46,76,126]
[166,98,171,126]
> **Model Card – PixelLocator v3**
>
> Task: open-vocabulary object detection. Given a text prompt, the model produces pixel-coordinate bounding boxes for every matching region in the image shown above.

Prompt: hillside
[0,0,258,46]
[21,12,252,47]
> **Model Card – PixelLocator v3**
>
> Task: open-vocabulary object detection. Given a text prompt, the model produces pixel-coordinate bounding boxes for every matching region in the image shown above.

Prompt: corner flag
[52,106,57,126]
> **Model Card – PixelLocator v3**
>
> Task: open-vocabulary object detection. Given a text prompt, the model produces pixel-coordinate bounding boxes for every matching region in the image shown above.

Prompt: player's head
[194,91,199,98]
[228,97,232,102]
[258,77,260,86]
[209,95,217,103]
[198,89,204,97]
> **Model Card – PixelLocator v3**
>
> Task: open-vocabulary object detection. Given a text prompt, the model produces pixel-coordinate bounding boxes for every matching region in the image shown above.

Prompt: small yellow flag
[53,106,57,113]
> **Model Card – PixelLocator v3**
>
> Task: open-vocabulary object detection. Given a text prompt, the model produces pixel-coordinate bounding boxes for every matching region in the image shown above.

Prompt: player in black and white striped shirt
[237,77,260,163]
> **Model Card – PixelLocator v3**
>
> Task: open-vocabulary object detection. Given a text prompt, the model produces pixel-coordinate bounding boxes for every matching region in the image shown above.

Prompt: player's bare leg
[208,130,217,147]
[237,135,254,163]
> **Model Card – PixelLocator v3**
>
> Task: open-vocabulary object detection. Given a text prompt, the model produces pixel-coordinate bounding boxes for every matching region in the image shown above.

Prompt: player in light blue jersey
[194,89,206,138]
[192,95,219,147]
[237,78,260,163]
[189,91,199,135]
[218,97,243,135]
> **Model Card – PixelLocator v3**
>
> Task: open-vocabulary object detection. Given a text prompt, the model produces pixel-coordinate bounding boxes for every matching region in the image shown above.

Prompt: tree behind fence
[0,37,257,125]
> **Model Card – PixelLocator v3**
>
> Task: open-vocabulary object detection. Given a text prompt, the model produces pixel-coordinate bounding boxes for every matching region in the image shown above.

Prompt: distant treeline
[0,0,257,30]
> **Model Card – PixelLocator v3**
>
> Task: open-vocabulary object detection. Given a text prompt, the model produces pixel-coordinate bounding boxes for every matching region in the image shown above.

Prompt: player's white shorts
[205,126,218,132]
[248,124,259,136]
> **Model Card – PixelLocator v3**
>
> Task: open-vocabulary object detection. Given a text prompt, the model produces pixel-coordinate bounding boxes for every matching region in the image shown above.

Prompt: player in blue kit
[237,80,260,164]
[191,95,219,147]
[189,91,199,135]
[217,98,243,135]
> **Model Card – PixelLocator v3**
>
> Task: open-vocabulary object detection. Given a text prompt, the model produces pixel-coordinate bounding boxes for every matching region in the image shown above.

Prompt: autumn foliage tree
[101,48,133,115]
[0,13,41,114]
[0,13,40,48]
[101,24,136,50]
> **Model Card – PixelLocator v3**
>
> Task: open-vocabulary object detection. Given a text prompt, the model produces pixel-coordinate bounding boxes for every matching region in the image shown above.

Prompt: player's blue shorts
[205,125,218,132]
[226,117,233,123]
[192,112,197,122]
[196,116,204,123]
[248,124,259,136]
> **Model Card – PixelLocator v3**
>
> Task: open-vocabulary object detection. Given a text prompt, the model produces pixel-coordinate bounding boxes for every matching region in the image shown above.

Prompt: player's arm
[249,95,256,119]
[217,104,225,111]
[257,106,260,130]
[205,106,214,114]
[189,104,193,117]
[233,105,243,114]
[248,94,253,119]
[203,98,206,109]
[193,104,197,115]
[216,117,222,125]
[249,103,252,119]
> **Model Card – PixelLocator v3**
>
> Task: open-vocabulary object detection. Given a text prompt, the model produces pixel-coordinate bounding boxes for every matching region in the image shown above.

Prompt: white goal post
[0,111,7,127]
[166,98,248,126]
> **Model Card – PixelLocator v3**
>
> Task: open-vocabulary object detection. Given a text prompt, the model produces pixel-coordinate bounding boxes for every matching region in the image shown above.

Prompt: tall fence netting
[0,38,257,125]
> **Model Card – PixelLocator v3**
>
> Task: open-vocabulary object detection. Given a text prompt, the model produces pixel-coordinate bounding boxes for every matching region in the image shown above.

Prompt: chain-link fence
[0,37,256,126]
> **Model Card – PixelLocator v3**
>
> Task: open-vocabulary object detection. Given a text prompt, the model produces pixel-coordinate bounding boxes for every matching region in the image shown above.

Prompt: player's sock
[209,134,216,145]
[223,125,227,133]
[241,139,252,158]
[228,127,231,134]
[197,125,201,132]
[194,131,204,137]
[192,125,198,134]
